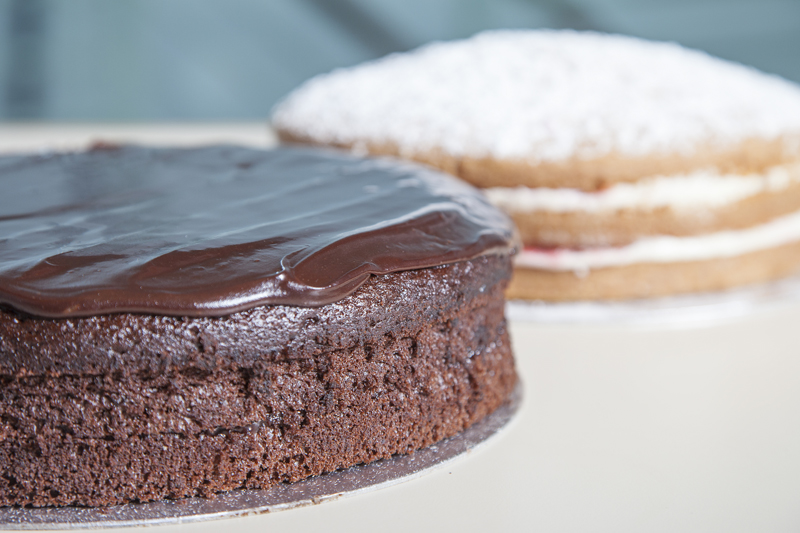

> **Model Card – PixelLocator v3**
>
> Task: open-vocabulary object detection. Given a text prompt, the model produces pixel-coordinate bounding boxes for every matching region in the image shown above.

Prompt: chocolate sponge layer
[0,255,517,507]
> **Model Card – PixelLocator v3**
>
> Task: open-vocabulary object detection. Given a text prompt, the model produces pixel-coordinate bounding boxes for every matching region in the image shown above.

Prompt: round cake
[272,30,800,300]
[0,145,518,507]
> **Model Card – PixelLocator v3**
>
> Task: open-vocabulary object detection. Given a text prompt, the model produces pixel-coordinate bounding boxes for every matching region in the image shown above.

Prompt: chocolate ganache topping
[0,145,516,318]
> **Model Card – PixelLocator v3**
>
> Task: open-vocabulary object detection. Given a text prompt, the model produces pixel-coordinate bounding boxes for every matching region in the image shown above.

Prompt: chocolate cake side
[0,254,516,507]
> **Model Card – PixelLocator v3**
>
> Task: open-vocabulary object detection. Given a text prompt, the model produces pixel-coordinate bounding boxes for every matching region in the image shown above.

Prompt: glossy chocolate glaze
[0,145,515,317]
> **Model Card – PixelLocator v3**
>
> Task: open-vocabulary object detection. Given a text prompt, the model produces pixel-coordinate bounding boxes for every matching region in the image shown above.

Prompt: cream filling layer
[515,209,800,271]
[486,162,800,213]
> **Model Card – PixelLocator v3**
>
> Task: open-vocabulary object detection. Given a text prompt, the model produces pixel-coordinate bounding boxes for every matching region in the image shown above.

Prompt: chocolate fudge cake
[272,30,800,300]
[0,145,518,507]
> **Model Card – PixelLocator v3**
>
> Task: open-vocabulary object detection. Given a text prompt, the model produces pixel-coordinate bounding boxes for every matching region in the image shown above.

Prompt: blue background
[1,0,798,121]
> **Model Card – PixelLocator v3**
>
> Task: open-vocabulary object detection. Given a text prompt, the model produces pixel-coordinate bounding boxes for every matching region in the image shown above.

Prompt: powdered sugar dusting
[272,30,800,162]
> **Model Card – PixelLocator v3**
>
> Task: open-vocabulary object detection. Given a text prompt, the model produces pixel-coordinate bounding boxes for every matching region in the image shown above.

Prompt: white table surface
[4,125,800,532]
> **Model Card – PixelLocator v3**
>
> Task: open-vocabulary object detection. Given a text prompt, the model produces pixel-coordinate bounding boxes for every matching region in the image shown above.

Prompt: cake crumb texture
[0,256,516,507]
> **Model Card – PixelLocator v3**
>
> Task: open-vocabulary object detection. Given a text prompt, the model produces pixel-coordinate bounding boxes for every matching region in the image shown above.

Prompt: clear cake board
[506,275,800,327]
[0,384,522,529]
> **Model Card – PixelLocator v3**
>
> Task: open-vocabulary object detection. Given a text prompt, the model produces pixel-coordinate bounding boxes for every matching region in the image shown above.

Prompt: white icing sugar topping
[515,209,800,271]
[273,30,800,162]
[485,162,800,213]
